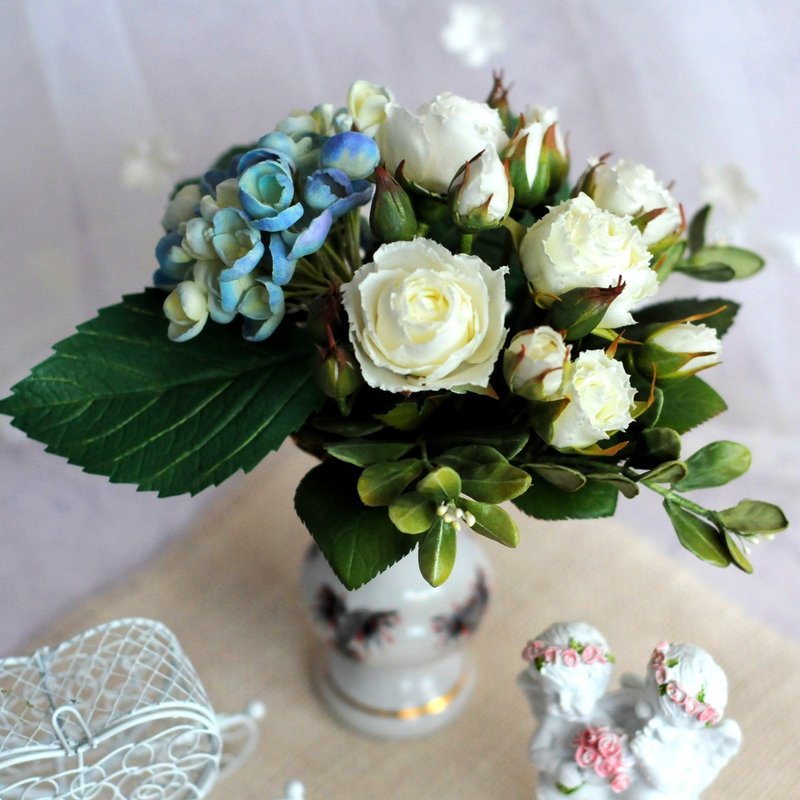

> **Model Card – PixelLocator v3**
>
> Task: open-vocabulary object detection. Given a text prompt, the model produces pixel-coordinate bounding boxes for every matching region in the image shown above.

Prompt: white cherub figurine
[519,626,741,798]
[627,641,741,799]
[518,621,633,797]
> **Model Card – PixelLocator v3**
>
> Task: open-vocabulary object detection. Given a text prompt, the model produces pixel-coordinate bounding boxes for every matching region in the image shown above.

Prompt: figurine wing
[704,718,743,768]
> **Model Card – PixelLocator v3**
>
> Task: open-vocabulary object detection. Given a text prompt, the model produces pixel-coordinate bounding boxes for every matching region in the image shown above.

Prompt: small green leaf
[324,440,415,467]
[724,532,754,574]
[689,245,765,280]
[657,376,727,434]
[388,492,437,534]
[676,262,736,282]
[514,479,618,520]
[311,417,385,437]
[664,499,731,567]
[461,462,531,503]
[586,473,639,498]
[374,396,444,431]
[716,499,789,534]
[688,204,712,254]
[357,459,424,507]
[674,441,751,491]
[527,464,587,492]
[417,466,462,502]
[431,429,529,459]
[418,518,457,587]
[295,463,420,589]
[640,460,688,485]
[635,386,664,428]
[653,240,686,283]
[461,498,520,547]
[435,444,507,472]
[634,427,682,467]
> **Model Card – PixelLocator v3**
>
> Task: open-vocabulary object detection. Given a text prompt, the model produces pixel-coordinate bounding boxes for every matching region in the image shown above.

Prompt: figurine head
[521,621,614,720]
[646,642,727,729]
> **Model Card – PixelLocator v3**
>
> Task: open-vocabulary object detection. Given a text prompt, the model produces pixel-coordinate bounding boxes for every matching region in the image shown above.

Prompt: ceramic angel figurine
[518,624,740,798]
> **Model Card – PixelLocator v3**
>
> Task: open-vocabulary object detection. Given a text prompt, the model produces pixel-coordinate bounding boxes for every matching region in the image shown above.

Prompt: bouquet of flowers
[1,76,787,589]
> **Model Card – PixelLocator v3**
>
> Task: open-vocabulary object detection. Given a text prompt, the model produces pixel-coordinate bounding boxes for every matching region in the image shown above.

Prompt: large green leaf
[295,462,420,589]
[674,441,751,491]
[0,290,323,496]
[656,376,727,434]
[513,478,618,520]
[418,518,457,587]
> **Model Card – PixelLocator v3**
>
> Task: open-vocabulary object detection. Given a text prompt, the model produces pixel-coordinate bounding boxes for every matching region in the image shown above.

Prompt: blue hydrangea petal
[213,208,265,282]
[269,234,297,286]
[241,282,285,341]
[201,168,229,196]
[154,231,194,287]
[236,147,295,175]
[257,131,298,161]
[305,168,352,211]
[320,131,380,180]
[328,179,374,219]
[284,209,334,260]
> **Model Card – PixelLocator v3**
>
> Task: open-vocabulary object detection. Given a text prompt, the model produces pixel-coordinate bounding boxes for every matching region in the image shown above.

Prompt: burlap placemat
[26,445,800,798]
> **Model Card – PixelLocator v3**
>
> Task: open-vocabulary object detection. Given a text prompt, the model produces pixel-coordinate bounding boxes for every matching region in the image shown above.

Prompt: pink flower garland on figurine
[572,725,631,794]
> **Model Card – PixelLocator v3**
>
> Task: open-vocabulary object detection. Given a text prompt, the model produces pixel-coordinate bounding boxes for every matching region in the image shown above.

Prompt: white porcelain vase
[300,532,491,738]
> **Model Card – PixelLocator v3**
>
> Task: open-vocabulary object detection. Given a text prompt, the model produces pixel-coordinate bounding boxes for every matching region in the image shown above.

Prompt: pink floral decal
[521,638,614,671]
[572,725,630,793]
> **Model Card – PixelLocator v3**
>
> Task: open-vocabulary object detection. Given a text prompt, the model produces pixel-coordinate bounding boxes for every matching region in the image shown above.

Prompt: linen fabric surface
[24,445,800,798]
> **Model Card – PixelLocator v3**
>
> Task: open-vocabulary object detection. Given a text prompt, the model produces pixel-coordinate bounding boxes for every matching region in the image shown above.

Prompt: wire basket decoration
[0,617,264,799]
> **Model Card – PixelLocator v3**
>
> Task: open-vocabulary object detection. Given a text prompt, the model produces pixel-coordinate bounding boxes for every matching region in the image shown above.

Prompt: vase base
[312,655,476,739]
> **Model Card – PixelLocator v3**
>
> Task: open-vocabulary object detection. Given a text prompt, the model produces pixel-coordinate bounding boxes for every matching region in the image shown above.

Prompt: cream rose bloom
[589,159,682,246]
[341,239,508,392]
[376,93,509,194]
[520,193,658,328]
[549,350,635,450]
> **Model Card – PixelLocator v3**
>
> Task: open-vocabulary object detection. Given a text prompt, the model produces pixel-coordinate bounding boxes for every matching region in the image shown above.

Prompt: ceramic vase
[300,532,491,738]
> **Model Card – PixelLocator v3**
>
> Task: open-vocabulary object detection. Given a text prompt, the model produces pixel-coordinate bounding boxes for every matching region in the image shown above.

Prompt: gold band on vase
[324,670,468,720]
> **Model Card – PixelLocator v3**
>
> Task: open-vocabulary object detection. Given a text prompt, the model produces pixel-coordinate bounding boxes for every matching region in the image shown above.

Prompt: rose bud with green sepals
[546,280,626,341]
[347,80,395,138]
[504,326,570,401]
[581,158,682,248]
[320,131,380,181]
[314,346,363,409]
[547,349,636,451]
[505,107,568,209]
[449,145,513,233]
[377,92,509,196]
[486,71,514,134]
[520,193,657,329]
[636,322,722,379]
[370,166,417,243]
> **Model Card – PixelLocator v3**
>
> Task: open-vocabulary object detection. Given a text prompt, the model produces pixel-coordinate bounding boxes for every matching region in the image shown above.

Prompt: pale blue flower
[154,230,194,288]
[320,132,380,180]
[213,207,265,284]
[305,168,373,220]
[239,280,285,341]
[237,148,304,232]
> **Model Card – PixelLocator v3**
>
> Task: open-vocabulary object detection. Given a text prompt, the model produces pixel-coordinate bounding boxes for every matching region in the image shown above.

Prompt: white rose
[347,80,394,138]
[520,193,658,328]
[589,159,682,246]
[508,105,566,184]
[376,92,509,194]
[452,144,511,227]
[550,350,635,450]
[341,238,508,392]
[504,326,570,400]
[650,322,722,375]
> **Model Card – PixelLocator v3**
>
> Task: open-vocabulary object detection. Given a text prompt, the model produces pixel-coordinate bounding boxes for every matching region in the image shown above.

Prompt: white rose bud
[504,326,570,400]
[589,159,682,246]
[341,238,508,392]
[520,193,658,328]
[347,80,394,138]
[377,92,509,195]
[648,322,722,376]
[450,145,512,231]
[549,350,635,450]
[163,280,209,342]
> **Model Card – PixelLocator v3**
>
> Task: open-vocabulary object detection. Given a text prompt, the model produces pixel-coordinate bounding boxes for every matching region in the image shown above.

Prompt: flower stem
[459,233,474,254]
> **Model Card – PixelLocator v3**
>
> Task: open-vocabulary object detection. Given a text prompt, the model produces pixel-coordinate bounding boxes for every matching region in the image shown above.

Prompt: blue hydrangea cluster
[157,108,379,342]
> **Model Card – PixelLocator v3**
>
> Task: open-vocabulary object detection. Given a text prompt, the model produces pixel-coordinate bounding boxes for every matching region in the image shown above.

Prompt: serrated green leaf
[527,464,587,492]
[724,531,754,574]
[324,440,415,467]
[656,376,727,434]
[514,479,618,520]
[461,462,531,503]
[690,245,765,279]
[633,298,739,337]
[663,499,730,567]
[461,498,520,547]
[717,499,788,534]
[388,492,437,534]
[640,460,688,485]
[586,473,639,498]
[295,462,420,589]
[0,290,323,496]
[418,518,457,586]
[357,459,424,506]
[674,441,751,491]
[688,204,712,255]
[417,466,461,502]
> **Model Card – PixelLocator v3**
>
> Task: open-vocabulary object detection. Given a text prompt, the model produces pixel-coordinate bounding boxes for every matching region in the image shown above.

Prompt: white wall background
[1,0,798,654]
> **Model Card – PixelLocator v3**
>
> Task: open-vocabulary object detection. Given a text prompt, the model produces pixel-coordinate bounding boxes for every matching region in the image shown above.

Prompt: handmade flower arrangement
[1,76,787,589]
